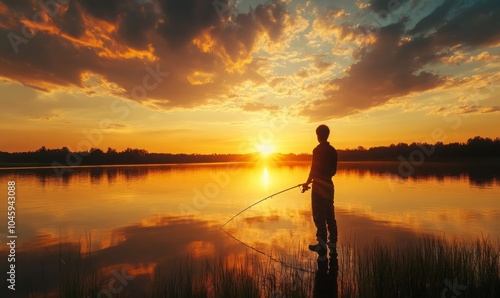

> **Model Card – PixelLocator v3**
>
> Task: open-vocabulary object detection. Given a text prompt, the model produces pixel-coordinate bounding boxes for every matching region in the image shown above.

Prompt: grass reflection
[17,217,500,298]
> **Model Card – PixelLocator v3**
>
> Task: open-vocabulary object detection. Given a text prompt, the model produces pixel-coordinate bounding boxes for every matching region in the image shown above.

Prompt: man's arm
[303,148,316,188]
[305,171,313,185]
[302,171,313,193]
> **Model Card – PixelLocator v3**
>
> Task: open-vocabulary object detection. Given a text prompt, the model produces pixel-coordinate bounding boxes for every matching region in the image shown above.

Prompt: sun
[257,143,275,157]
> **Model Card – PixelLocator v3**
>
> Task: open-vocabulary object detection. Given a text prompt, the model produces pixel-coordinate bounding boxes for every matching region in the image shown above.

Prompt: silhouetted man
[302,124,338,256]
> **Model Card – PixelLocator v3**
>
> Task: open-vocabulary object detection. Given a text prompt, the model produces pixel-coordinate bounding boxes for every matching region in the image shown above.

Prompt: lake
[0,161,498,297]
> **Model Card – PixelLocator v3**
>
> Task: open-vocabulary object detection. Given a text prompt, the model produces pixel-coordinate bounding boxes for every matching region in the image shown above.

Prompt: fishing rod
[220,183,308,229]
[219,183,314,273]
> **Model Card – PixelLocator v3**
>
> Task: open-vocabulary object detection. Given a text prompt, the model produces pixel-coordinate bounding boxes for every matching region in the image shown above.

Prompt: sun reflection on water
[263,166,270,188]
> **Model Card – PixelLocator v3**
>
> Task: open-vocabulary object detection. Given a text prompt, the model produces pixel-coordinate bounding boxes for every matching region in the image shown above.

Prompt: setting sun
[257,143,275,157]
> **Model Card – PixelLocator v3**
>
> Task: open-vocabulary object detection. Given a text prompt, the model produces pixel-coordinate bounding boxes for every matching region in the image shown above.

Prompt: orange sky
[0,0,499,154]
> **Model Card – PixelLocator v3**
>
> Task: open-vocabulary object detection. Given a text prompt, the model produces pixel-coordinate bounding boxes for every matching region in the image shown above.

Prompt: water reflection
[0,161,499,296]
[5,216,245,297]
[5,210,425,297]
[314,254,338,298]
[0,162,498,188]
[263,166,270,188]
[338,162,499,187]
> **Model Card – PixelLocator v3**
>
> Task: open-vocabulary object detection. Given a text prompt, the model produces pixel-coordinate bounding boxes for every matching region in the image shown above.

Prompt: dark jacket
[309,142,338,184]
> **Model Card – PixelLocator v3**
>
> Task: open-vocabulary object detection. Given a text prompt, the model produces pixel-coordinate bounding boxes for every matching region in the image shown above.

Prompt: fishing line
[220,183,315,273]
[219,184,302,229]
[220,228,315,274]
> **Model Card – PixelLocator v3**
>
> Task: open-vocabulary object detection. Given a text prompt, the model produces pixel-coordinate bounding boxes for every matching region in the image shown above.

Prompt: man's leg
[326,203,337,244]
[310,197,327,256]
[312,197,328,244]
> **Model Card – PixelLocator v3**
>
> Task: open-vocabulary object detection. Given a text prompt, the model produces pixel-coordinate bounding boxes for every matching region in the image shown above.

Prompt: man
[302,124,338,256]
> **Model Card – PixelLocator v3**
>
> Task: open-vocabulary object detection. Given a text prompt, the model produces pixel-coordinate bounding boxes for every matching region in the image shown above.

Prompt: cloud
[1,0,499,122]
[312,54,334,73]
[407,0,455,35]
[268,77,286,88]
[442,51,500,65]
[26,114,63,121]
[356,0,371,10]
[458,105,500,114]
[295,68,310,79]
[0,0,294,110]
[300,0,500,121]
[240,101,279,113]
[430,105,500,115]
[301,22,444,120]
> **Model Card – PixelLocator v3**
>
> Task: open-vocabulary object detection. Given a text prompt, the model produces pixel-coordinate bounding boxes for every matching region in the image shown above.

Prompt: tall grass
[28,236,122,298]
[29,235,499,297]
[150,253,315,298]
[352,236,500,297]
[56,242,104,298]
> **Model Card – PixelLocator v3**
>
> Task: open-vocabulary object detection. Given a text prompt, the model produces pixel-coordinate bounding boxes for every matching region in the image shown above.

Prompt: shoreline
[0,159,498,170]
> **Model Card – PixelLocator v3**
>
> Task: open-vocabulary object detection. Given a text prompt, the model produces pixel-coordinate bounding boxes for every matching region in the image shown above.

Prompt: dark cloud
[433,0,500,48]
[408,0,455,35]
[1,0,32,13]
[0,0,292,109]
[253,1,289,41]
[2,0,497,121]
[59,1,85,38]
[0,29,97,90]
[157,0,222,48]
[78,0,122,22]
[301,22,443,120]
[301,0,500,120]
[369,0,410,13]
[116,4,157,49]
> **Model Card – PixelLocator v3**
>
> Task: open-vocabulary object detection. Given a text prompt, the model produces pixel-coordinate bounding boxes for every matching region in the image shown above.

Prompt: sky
[0,0,499,154]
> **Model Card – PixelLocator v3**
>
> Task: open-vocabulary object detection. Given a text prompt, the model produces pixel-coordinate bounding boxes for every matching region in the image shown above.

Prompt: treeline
[337,136,500,162]
[0,136,498,166]
[277,136,499,162]
[0,147,256,166]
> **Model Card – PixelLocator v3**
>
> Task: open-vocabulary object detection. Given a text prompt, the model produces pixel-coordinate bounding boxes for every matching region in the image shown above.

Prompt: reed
[353,236,500,297]
[28,235,499,297]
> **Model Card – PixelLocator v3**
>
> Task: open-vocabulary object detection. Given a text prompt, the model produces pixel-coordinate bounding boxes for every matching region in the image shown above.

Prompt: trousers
[311,180,337,244]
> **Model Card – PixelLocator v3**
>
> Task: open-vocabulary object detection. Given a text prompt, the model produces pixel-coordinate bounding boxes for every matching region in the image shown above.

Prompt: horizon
[1,135,497,156]
[1,1,499,155]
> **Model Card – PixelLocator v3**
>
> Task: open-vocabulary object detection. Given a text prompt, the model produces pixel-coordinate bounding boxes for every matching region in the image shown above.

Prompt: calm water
[0,161,498,296]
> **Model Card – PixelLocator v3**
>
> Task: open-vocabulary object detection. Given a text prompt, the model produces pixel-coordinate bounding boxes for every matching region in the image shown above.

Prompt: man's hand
[301,183,311,193]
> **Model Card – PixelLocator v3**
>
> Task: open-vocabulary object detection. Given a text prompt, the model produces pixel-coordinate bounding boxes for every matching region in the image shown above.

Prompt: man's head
[316,124,330,143]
